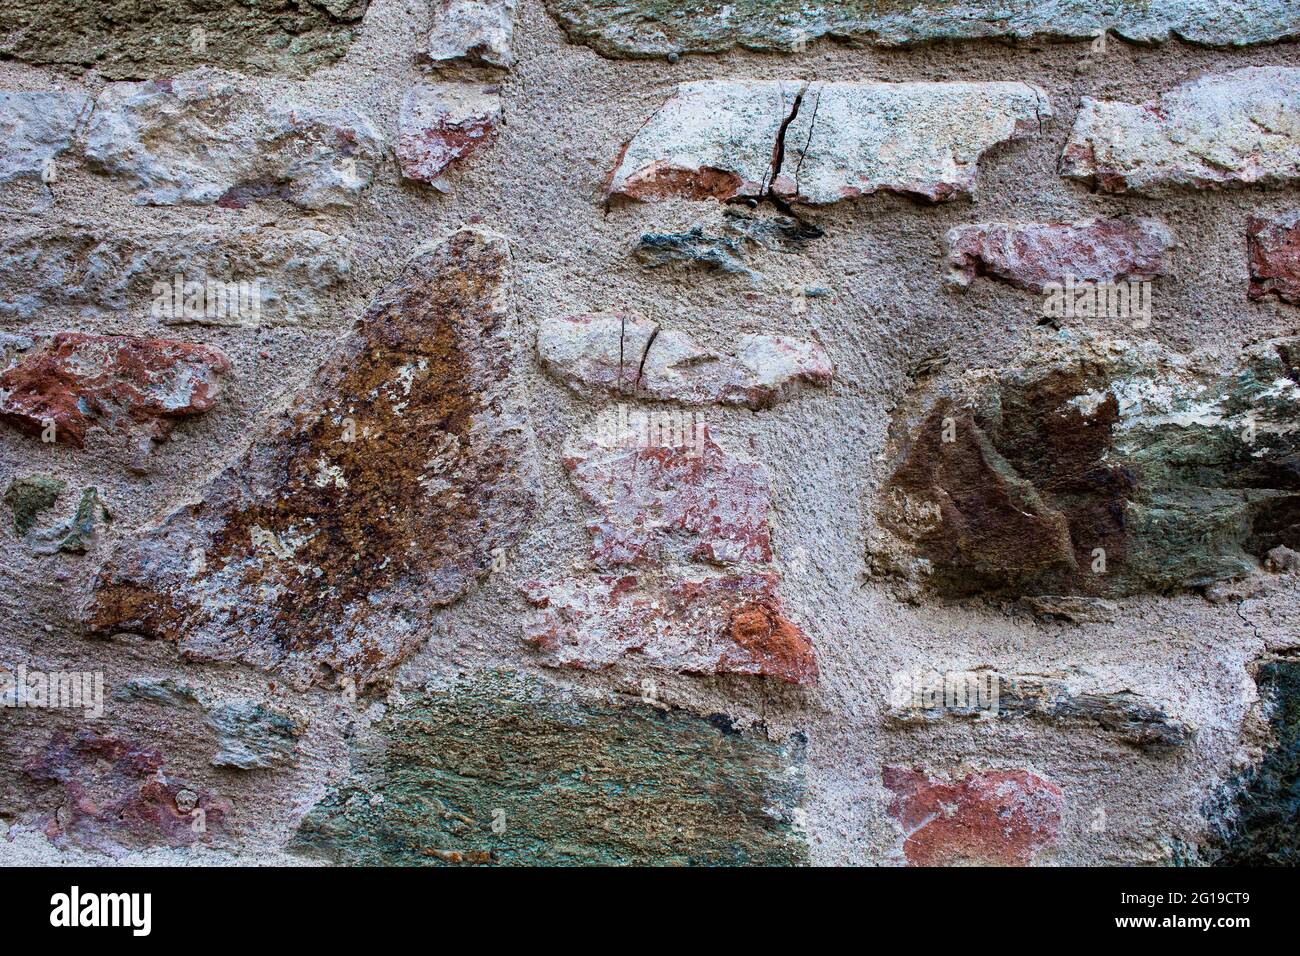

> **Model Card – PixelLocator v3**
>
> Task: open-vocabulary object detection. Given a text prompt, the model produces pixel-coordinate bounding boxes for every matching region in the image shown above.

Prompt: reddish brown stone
[522,571,817,684]
[396,84,501,189]
[0,332,230,458]
[565,425,771,568]
[884,767,1063,866]
[86,228,539,691]
[22,731,226,858]
[946,218,1172,292]
[1248,210,1300,304]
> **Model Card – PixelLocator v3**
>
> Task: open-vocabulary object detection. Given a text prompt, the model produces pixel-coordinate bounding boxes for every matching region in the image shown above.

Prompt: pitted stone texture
[0,224,353,328]
[538,314,831,408]
[84,73,385,209]
[888,671,1192,751]
[424,0,517,68]
[20,731,226,858]
[871,334,1300,598]
[0,333,231,463]
[1061,68,1300,194]
[207,700,307,770]
[0,0,369,79]
[0,91,91,185]
[522,572,817,684]
[565,425,771,567]
[1248,210,1300,305]
[946,218,1173,292]
[4,475,65,536]
[609,80,1049,206]
[291,673,808,865]
[545,0,1298,59]
[397,84,501,189]
[86,228,539,691]
[884,767,1063,866]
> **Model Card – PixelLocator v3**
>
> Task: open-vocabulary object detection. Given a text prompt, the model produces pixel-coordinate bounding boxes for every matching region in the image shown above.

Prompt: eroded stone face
[424,0,517,68]
[0,333,231,465]
[1061,68,1300,194]
[0,224,353,328]
[4,475,66,536]
[538,313,831,408]
[0,91,91,185]
[946,218,1173,292]
[86,228,539,691]
[290,673,808,864]
[84,73,385,208]
[21,731,226,858]
[545,0,1298,59]
[872,335,1300,598]
[608,80,1049,206]
[396,84,501,189]
[884,767,1063,866]
[522,572,818,683]
[1248,210,1300,305]
[0,0,369,79]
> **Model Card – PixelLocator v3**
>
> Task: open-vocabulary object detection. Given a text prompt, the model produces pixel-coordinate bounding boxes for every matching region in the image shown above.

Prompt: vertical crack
[635,324,660,391]
[763,83,808,199]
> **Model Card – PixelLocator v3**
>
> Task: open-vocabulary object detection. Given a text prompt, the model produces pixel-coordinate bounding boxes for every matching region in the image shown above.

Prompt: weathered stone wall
[1,0,1298,865]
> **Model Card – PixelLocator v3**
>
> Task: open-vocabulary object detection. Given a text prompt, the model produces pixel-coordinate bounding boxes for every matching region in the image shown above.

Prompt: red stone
[884,767,1063,866]
[0,332,230,453]
[522,571,817,684]
[1248,211,1300,304]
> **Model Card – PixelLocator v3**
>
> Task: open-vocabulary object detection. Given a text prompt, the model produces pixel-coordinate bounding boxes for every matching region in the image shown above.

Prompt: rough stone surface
[0,333,231,463]
[1248,210,1300,305]
[538,313,831,407]
[207,700,308,771]
[0,224,353,328]
[424,0,517,68]
[889,671,1193,751]
[545,0,1299,59]
[397,83,502,189]
[946,218,1173,292]
[4,475,65,536]
[871,334,1300,598]
[884,767,1064,866]
[0,0,370,79]
[20,731,226,858]
[522,572,818,683]
[0,91,91,185]
[84,72,386,209]
[1061,68,1300,194]
[86,228,539,691]
[609,80,1049,206]
[29,487,110,555]
[291,673,808,864]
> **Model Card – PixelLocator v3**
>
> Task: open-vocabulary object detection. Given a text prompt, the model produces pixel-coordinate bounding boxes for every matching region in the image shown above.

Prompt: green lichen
[291,673,807,865]
[0,0,370,80]
[3,474,65,536]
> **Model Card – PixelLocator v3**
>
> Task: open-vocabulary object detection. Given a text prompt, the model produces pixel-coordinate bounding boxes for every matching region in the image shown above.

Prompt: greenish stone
[1205,658,1300,865]
[3,475,65,536]
[291,673,808,865]
[30,487,109,555]
[0,0,370,79]
[545,0,1296,58]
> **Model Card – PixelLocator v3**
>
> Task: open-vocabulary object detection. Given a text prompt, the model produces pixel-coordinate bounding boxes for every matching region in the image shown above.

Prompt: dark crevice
[635,324,660,391]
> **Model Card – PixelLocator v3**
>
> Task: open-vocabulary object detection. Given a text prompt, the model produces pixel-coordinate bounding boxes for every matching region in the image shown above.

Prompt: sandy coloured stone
[545,0,1299,59]
[396,83,501,189]
[0,223,353,328]
[84,72,385,209]
[0,333,231,464]
[946,218,1173,292]
[1061,68,1300,194]
[0,91,91,185]
[608,80,1049,206]
[1248,210,1300,304]
[0,0,369,79]
[884,767,1063,866]
[522,572,817,684]
[424,0,517,68]
[86,228,539,691]
[538,313,831,407]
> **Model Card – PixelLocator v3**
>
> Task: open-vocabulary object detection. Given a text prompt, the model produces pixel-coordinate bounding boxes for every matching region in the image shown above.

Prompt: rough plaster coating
[0,0,1299,868]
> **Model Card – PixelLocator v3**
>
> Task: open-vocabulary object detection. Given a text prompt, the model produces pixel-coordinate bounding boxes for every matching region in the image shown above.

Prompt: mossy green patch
[4,474,65,536]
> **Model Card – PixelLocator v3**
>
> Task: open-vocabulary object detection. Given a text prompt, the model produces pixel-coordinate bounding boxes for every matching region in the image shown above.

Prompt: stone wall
[0,0,1298,865]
